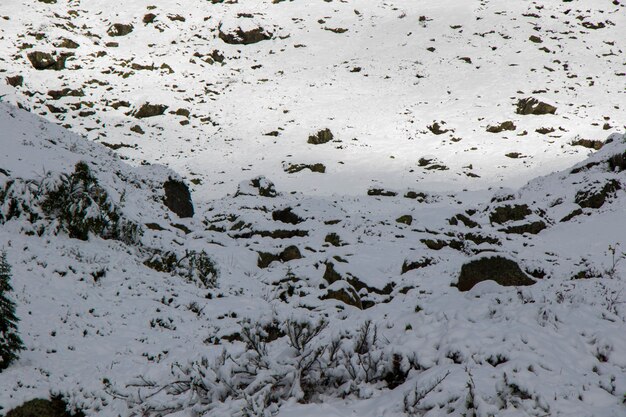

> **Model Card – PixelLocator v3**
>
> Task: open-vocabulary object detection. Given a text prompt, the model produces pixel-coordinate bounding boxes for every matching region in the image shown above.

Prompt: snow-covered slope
[0,0,626,416]
[0,103,625,416]
[0,0,624,198]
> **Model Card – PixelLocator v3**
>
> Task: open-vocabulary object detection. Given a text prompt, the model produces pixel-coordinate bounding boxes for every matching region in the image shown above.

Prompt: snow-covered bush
[0,162,142,244]
[114,319,416,415]
[144,249,218,288]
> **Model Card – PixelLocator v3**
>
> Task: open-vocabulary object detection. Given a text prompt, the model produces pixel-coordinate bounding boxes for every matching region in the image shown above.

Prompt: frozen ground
[0,0,625,416]
[0,0,624,198]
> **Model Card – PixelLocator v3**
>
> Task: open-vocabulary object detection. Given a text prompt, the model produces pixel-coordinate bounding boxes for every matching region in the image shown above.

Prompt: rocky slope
[0,0,625,416]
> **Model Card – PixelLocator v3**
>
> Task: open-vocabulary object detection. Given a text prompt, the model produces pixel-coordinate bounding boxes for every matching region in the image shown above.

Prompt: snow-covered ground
[0,0,625,416]
[0,0,624,198]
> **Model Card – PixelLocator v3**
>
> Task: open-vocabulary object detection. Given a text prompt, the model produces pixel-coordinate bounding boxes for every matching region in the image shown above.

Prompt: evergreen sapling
[0,250,24,371]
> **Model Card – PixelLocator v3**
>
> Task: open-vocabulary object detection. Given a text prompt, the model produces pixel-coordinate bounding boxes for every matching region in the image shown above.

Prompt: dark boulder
[457,256,535,291]
[26,51,68,70]
[272,207,303,224]
[6,75,23,87]
[107,23,134,37]
[489,204,531,224]
[132,103,168,118]
[163,178,194,218]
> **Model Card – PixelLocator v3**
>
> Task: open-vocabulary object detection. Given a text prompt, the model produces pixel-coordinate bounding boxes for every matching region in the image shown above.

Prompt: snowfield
[0,0,625,416]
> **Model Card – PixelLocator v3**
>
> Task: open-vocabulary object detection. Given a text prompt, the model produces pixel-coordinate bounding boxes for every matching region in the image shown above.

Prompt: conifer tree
[0,250,24,371]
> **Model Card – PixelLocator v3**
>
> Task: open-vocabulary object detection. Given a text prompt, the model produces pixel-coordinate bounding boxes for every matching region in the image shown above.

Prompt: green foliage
[1,162,143,244]
[41,162,118,240]
[0,250,24,372]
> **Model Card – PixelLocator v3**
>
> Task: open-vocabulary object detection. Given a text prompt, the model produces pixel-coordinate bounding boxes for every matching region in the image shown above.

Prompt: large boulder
[26,51,68,70]
[163,178,194,218]
[456,256,535,291]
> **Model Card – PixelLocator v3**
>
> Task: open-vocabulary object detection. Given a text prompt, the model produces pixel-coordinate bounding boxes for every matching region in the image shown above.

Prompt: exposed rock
[46,104,66,113]
[110,100,130,110]
[307,128,334,144]
[575,180,621,209]
[324,232,343,246]
[130,125,145,134]
[163,178,194,218]
[232,229,308,239]
[396,215,413,225]
[6,75,23,87]
[516,97,557,115]
[258,245,302,268]
[55,38,79,49]
[489,204,531,224]
[421,239,447,250]
[501,221,547,235]
[272,207,303,224]
[418,157,449,171]
[175,108,190,117]
[535,127,555,135]
[107,23,134,37]
[570,139,604,150]
[132,103,168,118]
[529,35,542,43]
[581,21,606,30]
[401,257,433,274]
[367,188,397,197]
[210,49,225,63]
[6,397,84,417]
[560,208,583,222]
[285,163,326,173]
[404,191,430,202]
[322,281,362,309]
[463,233,500,245]
[143,13,157,24]
[608,152,626,172]
[168,14,186,22]
[27,51,68,70]
[235,176,278,198]
[47,88,84,100]
[322,262,342,285]
[218,23,272,45]
[486,121,516,133]
[427,121,449,135]
[457,256,535,291]
[450,213,479,228]
[324,27,348,34]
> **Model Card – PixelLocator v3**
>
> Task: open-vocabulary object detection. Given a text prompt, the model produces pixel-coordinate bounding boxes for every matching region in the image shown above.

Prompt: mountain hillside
[0,0,624,198]
[0,0,625,416]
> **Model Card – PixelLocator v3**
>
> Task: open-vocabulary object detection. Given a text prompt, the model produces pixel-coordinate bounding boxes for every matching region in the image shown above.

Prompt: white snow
[0,0,625,416]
